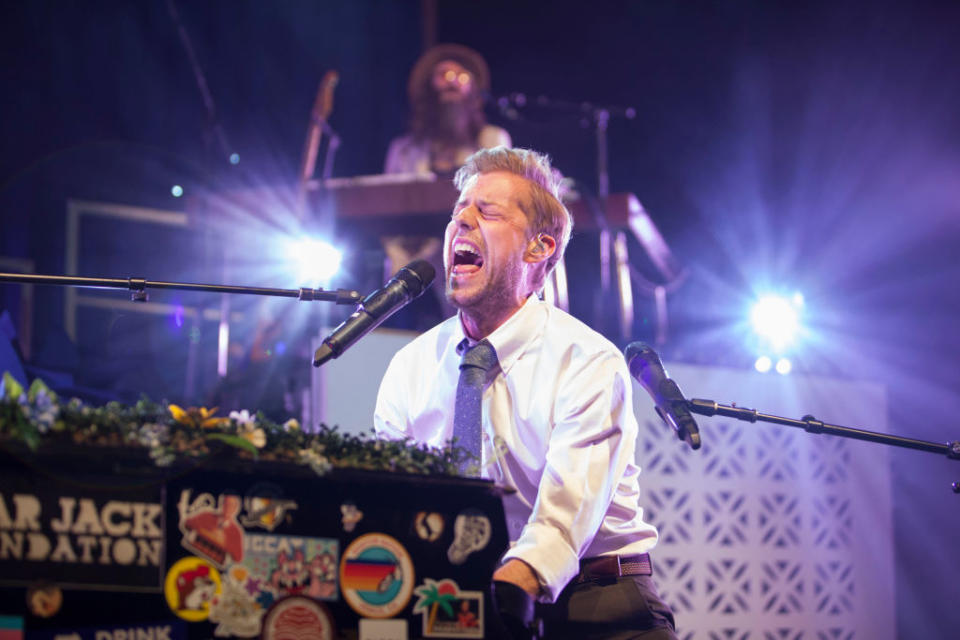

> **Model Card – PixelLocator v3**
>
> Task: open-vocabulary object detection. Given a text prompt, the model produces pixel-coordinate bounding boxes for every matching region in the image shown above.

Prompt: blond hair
[453,147,573,287]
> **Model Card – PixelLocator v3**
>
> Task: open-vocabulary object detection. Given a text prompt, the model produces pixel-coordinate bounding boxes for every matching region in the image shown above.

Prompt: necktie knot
[460,339,498,373]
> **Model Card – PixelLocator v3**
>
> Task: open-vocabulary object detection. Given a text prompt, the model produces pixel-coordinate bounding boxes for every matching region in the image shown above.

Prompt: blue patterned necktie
[453,339,498,474]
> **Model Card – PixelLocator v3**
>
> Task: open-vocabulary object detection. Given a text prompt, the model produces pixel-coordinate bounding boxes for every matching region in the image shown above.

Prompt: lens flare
[754,355,772,373]
[289,238,342,286]
[750,294,801,351]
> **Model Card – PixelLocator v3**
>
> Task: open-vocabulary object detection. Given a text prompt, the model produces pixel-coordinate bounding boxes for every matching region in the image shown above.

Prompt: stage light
[754,355,772,373]
[171,185,184,197]
[750,294,802,352]
[289,238,342,286]
[229,153,240,165]
[775,357,793,375]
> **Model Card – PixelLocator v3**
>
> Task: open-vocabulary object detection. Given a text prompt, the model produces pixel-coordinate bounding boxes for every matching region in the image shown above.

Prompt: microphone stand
[0,273,362,306]
[496,92,678,341]
[686,398,960,492]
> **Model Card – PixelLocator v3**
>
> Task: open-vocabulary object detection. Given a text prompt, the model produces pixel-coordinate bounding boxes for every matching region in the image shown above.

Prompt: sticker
[413,579,483,638]
[242,484,297,531]
[164,556,222,621]
[25,621,186,640]
[260,596,334,640]
[208,565,265,637]
[341,502,363,533]
[0,490,164,590]
[446,510,491,565]
[358,618,408,640]
[177,491,244,568]
[340,533,415,619]
[413,512,444,542]
[0,616,22,640]
[242,533,339,602]
[26,584,62,618]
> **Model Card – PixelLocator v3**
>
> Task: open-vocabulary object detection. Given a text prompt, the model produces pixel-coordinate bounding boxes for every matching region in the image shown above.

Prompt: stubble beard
[445,264,526,331]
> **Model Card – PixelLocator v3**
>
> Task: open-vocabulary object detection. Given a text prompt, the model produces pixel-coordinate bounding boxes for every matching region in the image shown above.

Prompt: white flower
[299,448,332,475]
[229,409,256,427]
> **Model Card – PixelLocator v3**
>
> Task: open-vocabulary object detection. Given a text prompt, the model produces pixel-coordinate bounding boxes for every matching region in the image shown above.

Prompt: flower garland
[0,372,470,476]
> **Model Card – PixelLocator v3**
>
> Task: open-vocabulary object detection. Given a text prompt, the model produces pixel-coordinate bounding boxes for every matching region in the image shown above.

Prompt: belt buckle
[581,555,622,583]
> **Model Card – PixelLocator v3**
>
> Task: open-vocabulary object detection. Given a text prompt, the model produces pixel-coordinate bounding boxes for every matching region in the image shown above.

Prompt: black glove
[491,579,540,639]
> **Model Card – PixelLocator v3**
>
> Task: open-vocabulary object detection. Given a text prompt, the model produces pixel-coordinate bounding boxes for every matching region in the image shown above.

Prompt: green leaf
[20,424,41,451]
[205,432,259,456]
[27,378,56,404]
[438,596,455,618]
[1,372,25,401]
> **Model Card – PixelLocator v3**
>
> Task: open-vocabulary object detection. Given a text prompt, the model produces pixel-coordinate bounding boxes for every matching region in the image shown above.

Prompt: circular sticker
[339,533,415,618]
[414,511,444,542]
[164,556,222,621]
[261,596,334,640]
[26,583,62,618]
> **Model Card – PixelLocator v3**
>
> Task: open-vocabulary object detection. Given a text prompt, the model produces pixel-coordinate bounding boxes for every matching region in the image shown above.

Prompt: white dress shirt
[374,295,659,601]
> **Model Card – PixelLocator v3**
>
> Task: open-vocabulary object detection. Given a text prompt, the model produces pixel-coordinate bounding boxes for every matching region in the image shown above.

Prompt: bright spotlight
[750,294,802,351]
[171,185,183,197]
[754,355,772,373]
[229,153,240,165]
[775,357,792,375]
[289,238,342,286]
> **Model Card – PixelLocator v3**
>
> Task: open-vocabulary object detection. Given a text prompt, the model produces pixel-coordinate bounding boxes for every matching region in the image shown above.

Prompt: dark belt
[576,553,653,583]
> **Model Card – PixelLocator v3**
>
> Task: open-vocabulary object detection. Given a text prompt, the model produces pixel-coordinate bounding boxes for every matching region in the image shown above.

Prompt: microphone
[624,342,701,450]
[312,260,436,367]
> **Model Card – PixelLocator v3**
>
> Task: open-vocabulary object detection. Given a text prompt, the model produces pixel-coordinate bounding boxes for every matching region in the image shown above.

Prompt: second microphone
[313,259,436,367]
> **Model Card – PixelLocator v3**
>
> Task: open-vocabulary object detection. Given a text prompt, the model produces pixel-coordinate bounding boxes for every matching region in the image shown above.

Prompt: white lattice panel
[634,364,892,639]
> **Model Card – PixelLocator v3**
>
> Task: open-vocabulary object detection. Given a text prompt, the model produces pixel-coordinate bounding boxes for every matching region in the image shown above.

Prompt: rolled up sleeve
[501,352,637,601]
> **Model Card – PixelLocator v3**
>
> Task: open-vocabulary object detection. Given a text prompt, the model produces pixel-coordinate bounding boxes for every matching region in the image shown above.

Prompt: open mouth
[451,241,483,274]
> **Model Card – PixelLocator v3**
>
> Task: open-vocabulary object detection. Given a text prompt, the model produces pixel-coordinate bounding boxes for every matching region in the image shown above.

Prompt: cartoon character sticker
[270,549,309,595]
[164,556,222,622]
[243,533,339,605]
[241,483,297,531]
[413,578,483,638]
[177,491,244,568]
[447,510,491,565]
[339,533,414,619]
[340,502,363,533]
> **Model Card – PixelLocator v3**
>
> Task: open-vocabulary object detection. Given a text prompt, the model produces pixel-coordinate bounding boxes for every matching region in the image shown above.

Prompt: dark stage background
[2,1,959,637]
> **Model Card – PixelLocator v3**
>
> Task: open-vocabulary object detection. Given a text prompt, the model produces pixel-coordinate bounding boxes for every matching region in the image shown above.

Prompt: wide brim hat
[407,43,491,105]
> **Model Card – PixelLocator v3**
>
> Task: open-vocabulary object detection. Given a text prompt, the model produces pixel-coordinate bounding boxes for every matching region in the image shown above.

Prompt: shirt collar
[453,294,545,376]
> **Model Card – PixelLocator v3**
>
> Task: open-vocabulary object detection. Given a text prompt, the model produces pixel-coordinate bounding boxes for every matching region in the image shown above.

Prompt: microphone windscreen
[624,341,654,364]
[399,259,436,296]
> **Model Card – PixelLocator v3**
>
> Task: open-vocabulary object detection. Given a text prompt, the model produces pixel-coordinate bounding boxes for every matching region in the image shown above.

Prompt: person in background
[385,43,511,176]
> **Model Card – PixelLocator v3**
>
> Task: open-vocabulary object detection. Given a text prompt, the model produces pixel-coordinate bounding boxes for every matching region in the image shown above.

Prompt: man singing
[375,147,677,639]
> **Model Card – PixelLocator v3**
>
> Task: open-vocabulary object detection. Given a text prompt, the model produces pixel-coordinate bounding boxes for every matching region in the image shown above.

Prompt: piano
[0,446,514,639]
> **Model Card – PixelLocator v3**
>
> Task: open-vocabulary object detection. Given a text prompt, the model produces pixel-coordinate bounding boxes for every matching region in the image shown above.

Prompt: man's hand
[492,558,541,597]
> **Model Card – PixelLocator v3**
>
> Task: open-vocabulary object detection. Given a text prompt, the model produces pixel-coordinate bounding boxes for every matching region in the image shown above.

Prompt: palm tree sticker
[413,578,459,633]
